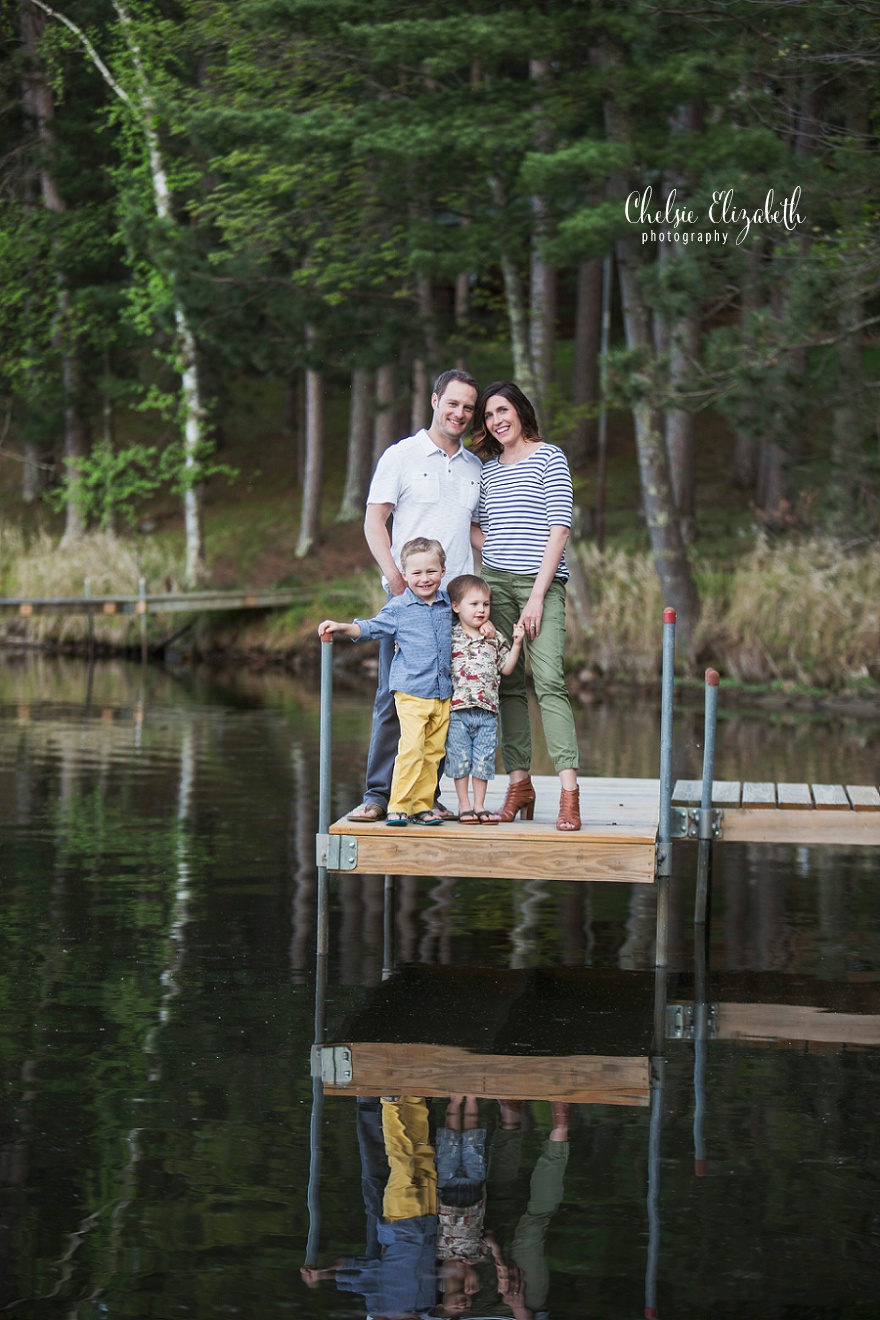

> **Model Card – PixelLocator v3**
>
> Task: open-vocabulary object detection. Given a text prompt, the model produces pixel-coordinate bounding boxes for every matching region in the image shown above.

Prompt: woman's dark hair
[470,380,543,460]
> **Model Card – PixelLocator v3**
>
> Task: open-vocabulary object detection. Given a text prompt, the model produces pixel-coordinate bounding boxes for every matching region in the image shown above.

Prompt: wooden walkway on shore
[322,773,880,882]
[0,587,305,618]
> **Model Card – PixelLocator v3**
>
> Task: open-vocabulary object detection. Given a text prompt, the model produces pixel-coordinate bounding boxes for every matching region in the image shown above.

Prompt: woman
[470,381,581,831]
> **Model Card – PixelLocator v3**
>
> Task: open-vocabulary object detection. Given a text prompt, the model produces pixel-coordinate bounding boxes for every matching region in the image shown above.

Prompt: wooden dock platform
[326,776,661,884]
[322,774,880,881]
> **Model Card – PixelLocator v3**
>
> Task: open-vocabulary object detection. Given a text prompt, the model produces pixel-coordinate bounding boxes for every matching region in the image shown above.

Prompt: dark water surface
[0,657,878,1319]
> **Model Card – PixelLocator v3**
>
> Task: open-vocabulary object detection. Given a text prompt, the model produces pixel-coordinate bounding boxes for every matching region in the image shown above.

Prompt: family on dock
[318,369,582,832]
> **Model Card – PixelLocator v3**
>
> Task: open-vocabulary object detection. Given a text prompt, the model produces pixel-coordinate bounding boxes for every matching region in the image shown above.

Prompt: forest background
[0,0,878,691]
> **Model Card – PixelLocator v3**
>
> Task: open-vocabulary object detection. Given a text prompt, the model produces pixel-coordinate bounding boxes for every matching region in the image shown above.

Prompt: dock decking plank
[811,784,851,810]
[846,785,880,811]
[742,782,777,808]
[673,780,742,805]
[776,783,814,809]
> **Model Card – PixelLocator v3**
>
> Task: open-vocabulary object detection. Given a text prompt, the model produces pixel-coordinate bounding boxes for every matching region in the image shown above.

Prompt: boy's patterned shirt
[450,623,510,714]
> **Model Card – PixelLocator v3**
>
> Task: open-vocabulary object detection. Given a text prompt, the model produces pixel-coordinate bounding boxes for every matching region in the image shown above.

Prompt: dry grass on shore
[572,537,880,689]
[0,530,182,647]
[2,530,877,692]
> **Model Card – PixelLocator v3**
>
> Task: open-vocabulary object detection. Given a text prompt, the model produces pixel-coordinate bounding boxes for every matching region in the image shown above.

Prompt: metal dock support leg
[694,669,720,926]
[307,638,334,1268]
[382,874,395,980]
[645,962,667,1319]
[655,608,676,969]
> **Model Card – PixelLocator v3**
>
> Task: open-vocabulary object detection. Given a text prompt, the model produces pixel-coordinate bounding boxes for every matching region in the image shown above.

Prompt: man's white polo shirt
[366,429,482,586]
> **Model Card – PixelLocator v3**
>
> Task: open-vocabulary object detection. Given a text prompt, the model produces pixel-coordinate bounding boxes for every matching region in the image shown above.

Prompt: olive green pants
[482,568,579,775]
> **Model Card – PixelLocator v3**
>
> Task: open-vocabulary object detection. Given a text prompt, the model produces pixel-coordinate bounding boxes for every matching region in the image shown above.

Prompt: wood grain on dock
[319,1042,650,1105]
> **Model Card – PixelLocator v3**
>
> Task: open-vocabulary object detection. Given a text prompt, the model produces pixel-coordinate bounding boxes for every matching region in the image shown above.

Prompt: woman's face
[483,394,523,449]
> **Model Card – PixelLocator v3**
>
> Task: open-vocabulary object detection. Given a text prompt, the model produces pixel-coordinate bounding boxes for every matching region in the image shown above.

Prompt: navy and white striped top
[479,443,573,580]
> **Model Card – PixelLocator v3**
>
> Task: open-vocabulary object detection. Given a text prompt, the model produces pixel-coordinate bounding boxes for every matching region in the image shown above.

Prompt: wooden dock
[322,773,880,882]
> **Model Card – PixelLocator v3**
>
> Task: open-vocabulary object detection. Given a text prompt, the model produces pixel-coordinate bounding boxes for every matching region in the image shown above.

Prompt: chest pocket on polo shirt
[410,470,440,503]
[454,473,479,514]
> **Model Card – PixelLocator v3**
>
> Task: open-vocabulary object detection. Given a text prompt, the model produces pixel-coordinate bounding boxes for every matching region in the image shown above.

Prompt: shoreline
[4,634,878,719]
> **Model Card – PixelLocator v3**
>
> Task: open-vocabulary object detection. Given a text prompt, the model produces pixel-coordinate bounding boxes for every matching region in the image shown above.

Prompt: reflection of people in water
[301,1094,440,1319]
[432,1096,570,1318]
[485,1098,572,1320]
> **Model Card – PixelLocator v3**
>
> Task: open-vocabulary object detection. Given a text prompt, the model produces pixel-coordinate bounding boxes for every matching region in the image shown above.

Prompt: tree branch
[26,0,131,106]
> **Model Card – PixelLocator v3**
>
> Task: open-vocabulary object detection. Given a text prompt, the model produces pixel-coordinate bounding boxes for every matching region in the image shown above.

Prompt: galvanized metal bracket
[687,807,723,841]
[666,1002,718,1040]
[669,807,689,839]
[311,1044,353,1085]
[316,833,358,870]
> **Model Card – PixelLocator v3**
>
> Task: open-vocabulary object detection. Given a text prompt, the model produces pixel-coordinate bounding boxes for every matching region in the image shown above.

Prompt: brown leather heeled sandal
[556,787,581,831]
[494,774,536,822]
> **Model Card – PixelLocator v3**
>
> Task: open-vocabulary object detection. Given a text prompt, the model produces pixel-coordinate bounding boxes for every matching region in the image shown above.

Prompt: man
[348,368,481,822]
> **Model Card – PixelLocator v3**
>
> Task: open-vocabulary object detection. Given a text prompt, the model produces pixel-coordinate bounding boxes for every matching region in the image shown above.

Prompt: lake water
[0,657,878,1318]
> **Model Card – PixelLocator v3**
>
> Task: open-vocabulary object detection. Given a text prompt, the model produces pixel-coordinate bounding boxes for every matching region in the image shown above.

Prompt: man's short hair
[432,368,478,400]
[400,537,446,569]
[447,574,490,606]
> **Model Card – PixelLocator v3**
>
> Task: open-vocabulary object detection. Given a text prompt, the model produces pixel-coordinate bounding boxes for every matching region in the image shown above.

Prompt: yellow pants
[390,694,450,817]
[381,1096,437,1221]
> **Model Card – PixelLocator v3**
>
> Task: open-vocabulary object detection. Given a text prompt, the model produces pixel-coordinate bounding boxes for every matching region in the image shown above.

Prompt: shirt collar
[403,586,450,607]
[417,428,467,461]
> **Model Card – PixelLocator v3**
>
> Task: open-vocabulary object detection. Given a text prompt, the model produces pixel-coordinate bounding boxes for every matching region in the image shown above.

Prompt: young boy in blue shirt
[318,537,452,826]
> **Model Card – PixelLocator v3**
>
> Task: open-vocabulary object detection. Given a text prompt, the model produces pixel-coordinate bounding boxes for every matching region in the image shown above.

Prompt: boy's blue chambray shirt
[353,588,452,700]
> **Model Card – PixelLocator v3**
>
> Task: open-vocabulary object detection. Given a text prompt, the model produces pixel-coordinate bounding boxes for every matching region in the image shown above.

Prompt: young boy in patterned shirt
[446,575,524,823]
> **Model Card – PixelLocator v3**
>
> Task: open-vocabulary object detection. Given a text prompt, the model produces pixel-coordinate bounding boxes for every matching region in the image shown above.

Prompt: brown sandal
[495,775,536,822]
[556,787,581,831]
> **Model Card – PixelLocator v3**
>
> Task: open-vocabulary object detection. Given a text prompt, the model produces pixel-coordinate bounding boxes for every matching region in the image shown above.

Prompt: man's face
[431,382,477,444]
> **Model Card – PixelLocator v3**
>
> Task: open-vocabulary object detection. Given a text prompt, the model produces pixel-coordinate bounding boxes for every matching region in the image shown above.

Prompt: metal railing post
[655,608,676,968]
[316,638,333,964]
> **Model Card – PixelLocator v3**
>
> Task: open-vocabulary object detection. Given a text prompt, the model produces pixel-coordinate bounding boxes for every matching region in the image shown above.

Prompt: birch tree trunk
[296,326,323,558]
[30,0,209,583]
[337,367,374,521]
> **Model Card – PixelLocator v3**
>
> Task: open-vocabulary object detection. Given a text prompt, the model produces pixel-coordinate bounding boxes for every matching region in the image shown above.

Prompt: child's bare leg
[445,1095,464,1130]
[472,777,489,813]
[454,776,473,816]
[462,1095,480,1130]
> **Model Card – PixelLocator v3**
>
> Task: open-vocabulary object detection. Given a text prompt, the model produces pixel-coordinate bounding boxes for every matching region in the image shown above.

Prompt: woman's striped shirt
[478,443,573,579]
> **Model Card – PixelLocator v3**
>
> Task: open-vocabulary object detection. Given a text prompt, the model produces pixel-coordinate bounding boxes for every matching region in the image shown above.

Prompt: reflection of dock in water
[316,966,654,1104]
[313,966,880,1105]
[669,971,880,1050]
[322,773,880,883]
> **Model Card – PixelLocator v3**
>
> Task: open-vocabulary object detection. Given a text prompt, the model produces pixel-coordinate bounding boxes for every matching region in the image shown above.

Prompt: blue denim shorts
[436,1127,487,1187]
[446,707,498,781]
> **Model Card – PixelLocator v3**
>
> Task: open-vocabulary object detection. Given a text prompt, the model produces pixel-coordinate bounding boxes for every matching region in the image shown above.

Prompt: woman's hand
[517,595,544,640]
